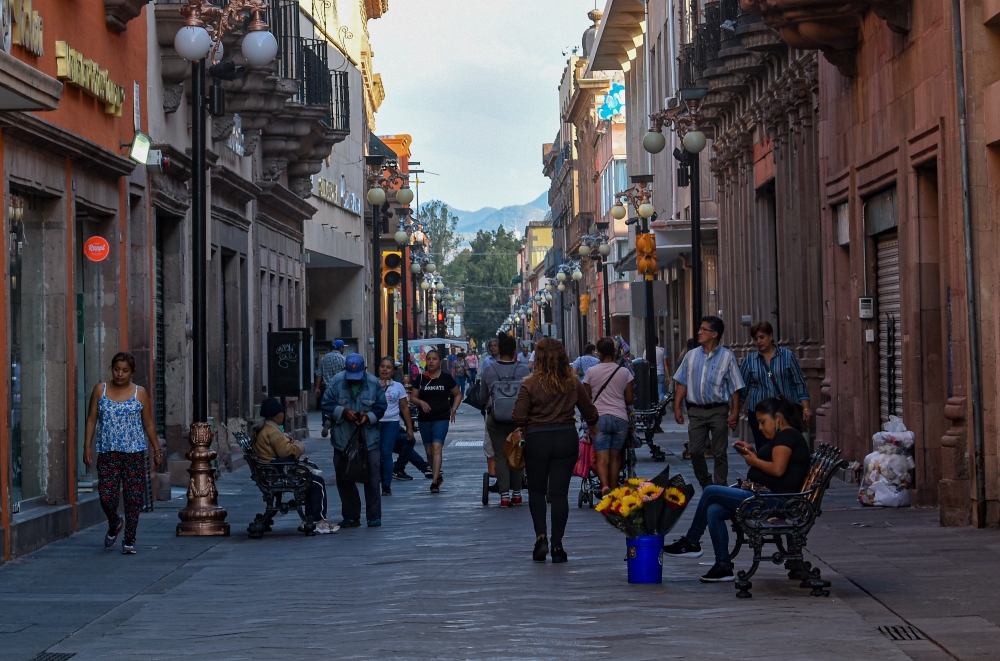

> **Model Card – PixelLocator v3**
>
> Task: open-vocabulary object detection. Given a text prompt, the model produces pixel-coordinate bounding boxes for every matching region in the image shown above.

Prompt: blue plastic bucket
[625,535,665,584]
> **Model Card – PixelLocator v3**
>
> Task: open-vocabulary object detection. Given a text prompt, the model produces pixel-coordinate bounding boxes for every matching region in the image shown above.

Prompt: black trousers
[333,448,381,522]
[524,427,579,546]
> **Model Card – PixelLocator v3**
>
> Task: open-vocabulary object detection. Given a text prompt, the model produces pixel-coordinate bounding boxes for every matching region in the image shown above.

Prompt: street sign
[83,236,110,262]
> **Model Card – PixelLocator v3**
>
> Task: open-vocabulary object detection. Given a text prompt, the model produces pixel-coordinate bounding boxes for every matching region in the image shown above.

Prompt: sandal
[430,482,440,493]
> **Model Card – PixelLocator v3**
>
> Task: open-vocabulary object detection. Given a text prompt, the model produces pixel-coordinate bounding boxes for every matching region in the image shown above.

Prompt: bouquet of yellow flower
[596,469,694,537]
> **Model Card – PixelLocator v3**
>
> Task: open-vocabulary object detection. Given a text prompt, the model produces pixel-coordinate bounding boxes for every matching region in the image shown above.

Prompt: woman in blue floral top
[83,352,162,554]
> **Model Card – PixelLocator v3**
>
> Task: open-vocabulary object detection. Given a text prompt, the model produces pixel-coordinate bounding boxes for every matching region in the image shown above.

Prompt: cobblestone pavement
[1,406,998,660]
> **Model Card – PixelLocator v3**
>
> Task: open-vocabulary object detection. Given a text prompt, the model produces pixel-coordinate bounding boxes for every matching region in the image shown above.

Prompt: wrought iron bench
[234,431,318,538]
[729,443,847,598]
[632,396,670,462]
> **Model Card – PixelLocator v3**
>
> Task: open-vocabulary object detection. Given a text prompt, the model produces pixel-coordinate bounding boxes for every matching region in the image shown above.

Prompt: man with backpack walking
[479,333,530,507]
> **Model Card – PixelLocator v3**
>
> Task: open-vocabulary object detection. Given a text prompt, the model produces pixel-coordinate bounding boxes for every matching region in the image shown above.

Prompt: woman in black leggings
[512,338,599,563]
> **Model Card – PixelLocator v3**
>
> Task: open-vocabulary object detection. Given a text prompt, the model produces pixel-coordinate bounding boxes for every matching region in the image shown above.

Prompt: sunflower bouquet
[595,469,695,538]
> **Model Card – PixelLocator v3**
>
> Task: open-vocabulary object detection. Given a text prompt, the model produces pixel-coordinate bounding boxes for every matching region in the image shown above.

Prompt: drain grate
[878,625,924,641]
[449,440,484,447]
[30,653,76,661]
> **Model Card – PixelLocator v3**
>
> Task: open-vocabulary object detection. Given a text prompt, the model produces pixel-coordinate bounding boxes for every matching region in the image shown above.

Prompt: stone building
[741,0,1000,526]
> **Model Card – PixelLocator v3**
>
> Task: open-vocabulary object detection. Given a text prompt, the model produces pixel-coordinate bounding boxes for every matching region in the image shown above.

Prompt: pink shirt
[583,361,634,422]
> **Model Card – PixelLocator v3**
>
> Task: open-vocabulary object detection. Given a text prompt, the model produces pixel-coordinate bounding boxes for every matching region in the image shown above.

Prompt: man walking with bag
[673,316,744,489]
[322,353,387,528]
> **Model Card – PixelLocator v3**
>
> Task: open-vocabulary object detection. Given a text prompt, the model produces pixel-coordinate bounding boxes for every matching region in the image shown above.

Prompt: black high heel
[533,536,548,562]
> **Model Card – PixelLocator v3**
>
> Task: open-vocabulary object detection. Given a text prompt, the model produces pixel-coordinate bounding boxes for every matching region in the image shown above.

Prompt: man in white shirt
[655,337,670,400]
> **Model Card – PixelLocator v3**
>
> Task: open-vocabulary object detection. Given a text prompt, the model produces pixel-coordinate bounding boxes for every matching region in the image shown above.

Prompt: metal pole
[643,219,656,366]
[192,58,207,423]
[951,0,987,526]
[401,243,409,378]
[603,260,611,337]
[576,279,584,356]
[691,153,703,335]
[372,202,382,365]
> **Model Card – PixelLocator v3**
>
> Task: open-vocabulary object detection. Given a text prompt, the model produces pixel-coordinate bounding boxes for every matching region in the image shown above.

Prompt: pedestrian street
[5,405,979,661]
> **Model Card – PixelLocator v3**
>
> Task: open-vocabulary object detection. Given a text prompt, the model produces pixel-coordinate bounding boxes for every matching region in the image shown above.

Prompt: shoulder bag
[503,427,525,470]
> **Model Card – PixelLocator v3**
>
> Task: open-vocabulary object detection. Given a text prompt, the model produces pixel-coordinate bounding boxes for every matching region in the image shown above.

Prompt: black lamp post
[172,0,278,537]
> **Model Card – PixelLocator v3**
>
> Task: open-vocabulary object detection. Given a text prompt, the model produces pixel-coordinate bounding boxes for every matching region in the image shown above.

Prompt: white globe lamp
[174,25,213,62]
[242,29,278,67]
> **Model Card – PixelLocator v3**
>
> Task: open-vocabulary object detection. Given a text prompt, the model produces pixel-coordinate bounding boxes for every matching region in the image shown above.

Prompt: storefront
[0,0,149,560]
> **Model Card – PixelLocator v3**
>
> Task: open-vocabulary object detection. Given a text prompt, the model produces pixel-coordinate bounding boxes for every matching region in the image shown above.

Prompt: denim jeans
[657,373,666,400]
[418,419,450,445]
[379,421,399,487]
[392,430,429,473]
[594,414,629,451]
[684,485,755,566]
[456,376,467,396]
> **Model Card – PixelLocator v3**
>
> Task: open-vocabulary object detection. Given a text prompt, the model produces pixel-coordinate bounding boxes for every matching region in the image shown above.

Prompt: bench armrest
[734,492,818,532]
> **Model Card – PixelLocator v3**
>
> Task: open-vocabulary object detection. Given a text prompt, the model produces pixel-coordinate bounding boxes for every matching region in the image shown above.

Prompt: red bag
[573,439,595,478]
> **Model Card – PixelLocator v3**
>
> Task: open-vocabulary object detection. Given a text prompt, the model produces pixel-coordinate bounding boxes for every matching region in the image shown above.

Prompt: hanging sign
[83,236,110,262]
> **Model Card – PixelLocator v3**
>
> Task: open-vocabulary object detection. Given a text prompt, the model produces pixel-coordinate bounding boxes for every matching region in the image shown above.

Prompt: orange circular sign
[83,236,111,262]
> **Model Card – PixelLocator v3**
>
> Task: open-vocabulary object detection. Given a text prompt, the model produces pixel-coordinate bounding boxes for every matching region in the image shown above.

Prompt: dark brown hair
[749,321,774,338]
[596,337,616,359]
[110,352,136,373]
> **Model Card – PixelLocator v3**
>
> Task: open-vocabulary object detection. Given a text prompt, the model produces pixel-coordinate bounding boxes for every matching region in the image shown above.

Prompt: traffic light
[382,251,402,288]
[436,311,446,337]
[636,232,658,278]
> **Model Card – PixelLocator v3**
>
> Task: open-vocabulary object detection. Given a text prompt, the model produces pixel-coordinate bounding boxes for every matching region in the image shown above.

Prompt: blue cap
[333,339,346,349]
[344,353,366,380]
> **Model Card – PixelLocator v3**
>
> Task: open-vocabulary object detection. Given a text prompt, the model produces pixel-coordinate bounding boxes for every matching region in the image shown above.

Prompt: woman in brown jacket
[512,338,599,563]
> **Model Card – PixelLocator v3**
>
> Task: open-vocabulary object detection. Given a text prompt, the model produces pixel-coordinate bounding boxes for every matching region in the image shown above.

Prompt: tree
[460,226,524,343]
[420,200,461,267]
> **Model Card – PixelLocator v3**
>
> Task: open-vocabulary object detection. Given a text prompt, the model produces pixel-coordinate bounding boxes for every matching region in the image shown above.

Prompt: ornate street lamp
[173,0,278,538]
[615,175,659,368]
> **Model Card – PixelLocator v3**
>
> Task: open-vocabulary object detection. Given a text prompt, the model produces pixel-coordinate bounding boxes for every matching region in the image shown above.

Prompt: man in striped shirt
[673,316,745,488]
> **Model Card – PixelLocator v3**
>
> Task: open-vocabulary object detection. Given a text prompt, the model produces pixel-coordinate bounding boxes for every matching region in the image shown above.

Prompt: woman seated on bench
[663,397,810,583]
[252,397,338,534]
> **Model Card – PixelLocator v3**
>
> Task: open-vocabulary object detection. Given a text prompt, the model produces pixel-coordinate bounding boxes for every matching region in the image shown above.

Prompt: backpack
[489,362,523,424]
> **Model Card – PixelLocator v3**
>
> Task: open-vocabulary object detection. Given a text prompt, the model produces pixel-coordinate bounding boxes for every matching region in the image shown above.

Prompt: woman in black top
[662,397,811,582]
[409,349,461,493]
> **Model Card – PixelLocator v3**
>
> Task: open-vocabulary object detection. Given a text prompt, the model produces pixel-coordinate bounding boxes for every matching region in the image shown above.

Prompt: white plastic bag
[858,416,915,507]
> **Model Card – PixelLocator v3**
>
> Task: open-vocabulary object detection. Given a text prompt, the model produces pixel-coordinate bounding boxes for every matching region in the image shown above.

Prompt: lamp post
[610,176,657,366]
[644,87,708,336]
[172,0,278,537]
[367,166,413,366]
[579,230,610,341]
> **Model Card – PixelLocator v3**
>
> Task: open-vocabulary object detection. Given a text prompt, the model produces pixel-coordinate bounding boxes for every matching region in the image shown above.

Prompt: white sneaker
[314,520,340,534]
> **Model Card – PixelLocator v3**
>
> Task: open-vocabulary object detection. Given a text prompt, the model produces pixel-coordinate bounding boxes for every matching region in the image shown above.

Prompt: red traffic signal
[436,312,445,322]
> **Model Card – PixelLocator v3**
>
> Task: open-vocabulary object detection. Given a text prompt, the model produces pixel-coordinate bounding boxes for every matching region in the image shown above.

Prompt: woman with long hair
[409,349,462,493]
[83,352,162,554]
[512,338,599,563]
[663,397,811,582]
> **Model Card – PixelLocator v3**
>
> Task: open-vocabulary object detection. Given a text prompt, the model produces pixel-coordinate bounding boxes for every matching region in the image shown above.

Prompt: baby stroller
[576,423,637,508]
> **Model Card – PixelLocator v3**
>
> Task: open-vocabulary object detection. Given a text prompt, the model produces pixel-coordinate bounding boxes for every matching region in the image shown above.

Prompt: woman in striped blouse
[738,321,811,450]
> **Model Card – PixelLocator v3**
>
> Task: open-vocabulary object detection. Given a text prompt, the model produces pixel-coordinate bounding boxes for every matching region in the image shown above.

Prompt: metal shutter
[876,234,902,422]
[154,231,166,437]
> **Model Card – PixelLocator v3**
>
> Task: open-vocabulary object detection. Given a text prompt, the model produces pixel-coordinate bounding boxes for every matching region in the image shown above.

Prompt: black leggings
[524,428,579,546]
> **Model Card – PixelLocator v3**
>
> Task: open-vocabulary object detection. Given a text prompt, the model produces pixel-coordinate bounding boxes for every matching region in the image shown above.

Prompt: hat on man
[344,353,366,380]
[260,397,284,419]
[333,339,346,349]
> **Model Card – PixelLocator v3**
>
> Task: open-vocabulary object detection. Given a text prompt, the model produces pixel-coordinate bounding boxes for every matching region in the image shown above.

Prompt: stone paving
[1,406,998,660]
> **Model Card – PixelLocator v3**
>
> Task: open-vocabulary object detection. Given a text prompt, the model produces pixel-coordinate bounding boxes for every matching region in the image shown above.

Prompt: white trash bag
[859,416,915,507]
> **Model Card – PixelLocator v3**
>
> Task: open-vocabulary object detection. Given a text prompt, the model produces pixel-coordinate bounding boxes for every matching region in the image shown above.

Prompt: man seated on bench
[252,397,338,534]
[662,397,810,583]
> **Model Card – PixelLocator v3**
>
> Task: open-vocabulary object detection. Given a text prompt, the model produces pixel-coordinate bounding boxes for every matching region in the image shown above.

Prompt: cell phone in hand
[733,442,749,456]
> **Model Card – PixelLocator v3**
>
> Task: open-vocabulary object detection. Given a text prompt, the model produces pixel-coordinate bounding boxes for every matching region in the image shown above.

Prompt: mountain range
[446,192,549,244]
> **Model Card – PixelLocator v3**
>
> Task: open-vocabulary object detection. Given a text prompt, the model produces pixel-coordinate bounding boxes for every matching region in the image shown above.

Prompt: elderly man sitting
[252,397,338,534]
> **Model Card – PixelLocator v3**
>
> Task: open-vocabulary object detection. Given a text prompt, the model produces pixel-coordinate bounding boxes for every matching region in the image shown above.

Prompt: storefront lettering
[11,0,42,57]
[54,41,126,116]
[316,176,362,215]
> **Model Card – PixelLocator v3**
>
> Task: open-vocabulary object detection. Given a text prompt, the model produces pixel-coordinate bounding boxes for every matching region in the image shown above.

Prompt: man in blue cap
[321,353,388,527]
[314,339,347,438]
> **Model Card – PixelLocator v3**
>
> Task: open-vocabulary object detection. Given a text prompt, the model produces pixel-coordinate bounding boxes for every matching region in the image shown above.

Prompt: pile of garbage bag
[858,415,915,507]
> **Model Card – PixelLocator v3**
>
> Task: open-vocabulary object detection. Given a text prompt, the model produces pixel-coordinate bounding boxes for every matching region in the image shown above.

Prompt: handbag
[337,426,370,483]
[503,428,525,471]
[464,379,484,411]
[573,438,595,478]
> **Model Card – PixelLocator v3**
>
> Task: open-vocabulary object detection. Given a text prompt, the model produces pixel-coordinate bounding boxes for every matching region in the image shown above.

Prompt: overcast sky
[368,0,598,212]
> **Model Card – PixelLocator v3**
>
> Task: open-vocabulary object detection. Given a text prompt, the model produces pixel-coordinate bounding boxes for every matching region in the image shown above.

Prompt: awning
[368,133,398,161]
[0,51,62,111]
[510,274,523,285]
[405,338,469,350]
[586,0,646,74]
